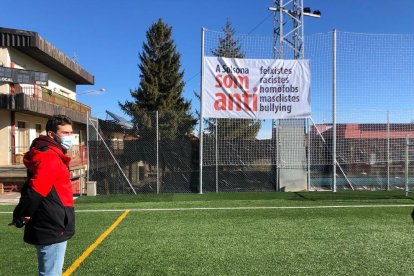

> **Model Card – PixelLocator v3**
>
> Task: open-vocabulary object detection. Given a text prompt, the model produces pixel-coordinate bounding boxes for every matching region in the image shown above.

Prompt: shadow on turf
[293,192,317,201]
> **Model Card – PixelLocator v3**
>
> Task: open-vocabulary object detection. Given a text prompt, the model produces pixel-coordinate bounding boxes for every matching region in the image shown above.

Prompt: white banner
[202,57,311,119]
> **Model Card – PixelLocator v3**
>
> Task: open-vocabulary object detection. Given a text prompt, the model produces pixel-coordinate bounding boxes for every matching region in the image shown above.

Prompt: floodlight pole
[269,0,317,60]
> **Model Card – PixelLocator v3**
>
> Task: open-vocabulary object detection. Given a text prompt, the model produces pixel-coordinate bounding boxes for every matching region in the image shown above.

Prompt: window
[17,121,29,153]
[35,124,42,137]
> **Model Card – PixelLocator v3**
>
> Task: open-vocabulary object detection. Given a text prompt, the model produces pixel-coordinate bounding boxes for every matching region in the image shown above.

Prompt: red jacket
[13,136,75,245]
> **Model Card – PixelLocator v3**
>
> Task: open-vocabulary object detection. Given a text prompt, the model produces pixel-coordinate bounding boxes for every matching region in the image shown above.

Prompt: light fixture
[269,6,321,18]
[303,7,321,18]
[303,7,311,13]
[77,88,105,95]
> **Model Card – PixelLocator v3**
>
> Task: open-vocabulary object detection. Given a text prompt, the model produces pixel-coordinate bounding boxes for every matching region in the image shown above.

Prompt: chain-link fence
[87,111,198,194]
[201,29,414,193]
[306,31,414,193]
[87,30,414,194]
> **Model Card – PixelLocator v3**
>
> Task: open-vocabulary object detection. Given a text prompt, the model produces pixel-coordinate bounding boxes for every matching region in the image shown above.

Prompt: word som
[214,74,256,111]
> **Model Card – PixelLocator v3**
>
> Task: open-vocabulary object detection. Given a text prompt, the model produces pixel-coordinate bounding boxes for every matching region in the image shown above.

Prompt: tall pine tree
[208,19,261,140]
[120,19,196,140]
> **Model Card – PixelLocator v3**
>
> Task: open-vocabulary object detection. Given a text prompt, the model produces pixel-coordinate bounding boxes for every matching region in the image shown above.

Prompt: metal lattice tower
[270,0,319,59]
[269,0,320,191]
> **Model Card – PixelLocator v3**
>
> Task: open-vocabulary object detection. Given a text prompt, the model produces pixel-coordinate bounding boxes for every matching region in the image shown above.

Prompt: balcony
[10,144,88,167]
[1,145,88,193]
[68,145,88,167]
[0,85,90,124]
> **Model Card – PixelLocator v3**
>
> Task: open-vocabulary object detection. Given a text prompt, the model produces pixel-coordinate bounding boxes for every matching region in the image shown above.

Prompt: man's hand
[8,217,30,228]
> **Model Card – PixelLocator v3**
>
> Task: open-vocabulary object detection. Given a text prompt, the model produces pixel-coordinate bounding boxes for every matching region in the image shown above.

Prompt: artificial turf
[1,192,413,275]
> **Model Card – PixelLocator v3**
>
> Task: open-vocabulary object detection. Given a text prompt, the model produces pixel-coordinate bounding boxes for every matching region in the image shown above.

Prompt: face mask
[60,135,74,150]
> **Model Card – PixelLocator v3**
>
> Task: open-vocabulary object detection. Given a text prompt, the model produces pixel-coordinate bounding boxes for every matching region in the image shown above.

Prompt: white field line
[2,204,413,214]
[2,204,414,214]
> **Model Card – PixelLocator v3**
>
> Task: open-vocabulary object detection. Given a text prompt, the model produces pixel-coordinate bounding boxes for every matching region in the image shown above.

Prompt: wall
[0,112,82,166]
[0,110,10,165]
[7,48,77,99]
[12,113,48,164]
[0,47,86,165]
[0,48,11,94]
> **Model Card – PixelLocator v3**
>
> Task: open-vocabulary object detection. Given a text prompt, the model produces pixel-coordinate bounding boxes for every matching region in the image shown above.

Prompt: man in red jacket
[11,115,75,276]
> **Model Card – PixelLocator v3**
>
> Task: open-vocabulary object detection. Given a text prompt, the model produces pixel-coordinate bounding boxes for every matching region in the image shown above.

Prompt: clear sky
[2,0,414,120]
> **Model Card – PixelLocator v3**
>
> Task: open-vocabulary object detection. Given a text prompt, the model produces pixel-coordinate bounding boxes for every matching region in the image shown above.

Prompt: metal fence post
[387,110,390,191]
[332,29,337,192]
[215,118,218,193]
[199,28,205,194]
[405,135,409,196]
[86,110,90,186]
[156,110,160,194]
[88,121,137,194]
[307,118,310,191]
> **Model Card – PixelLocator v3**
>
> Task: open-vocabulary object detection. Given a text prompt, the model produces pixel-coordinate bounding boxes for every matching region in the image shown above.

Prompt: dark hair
[46,115,73,133]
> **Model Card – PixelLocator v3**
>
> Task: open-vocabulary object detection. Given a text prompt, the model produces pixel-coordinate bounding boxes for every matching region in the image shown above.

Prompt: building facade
[0,27,94,194]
